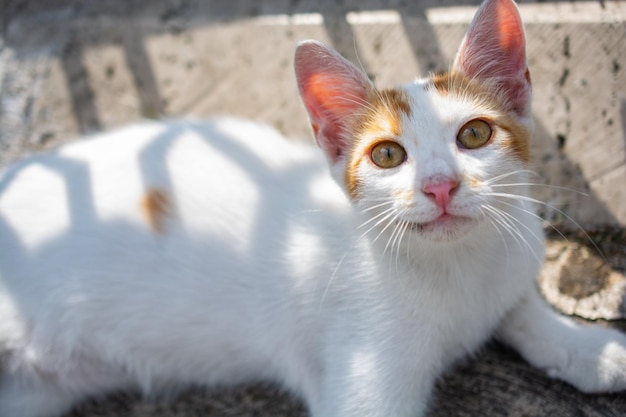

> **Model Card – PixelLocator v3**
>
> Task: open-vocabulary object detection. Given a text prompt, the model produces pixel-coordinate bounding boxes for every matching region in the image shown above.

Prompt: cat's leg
[309,339,435,417]
[311,370,433,417]
[497,288,626,393]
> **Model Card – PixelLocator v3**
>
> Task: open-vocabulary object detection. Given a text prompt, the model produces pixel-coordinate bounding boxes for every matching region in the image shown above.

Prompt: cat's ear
[295,40,372,163]
[453,0,531,117]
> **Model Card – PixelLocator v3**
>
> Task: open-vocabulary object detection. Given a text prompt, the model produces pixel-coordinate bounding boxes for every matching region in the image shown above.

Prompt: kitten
[1,0,625,416]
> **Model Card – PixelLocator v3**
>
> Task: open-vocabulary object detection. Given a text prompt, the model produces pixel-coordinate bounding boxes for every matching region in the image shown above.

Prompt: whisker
[484,169,538,185]
[359,200,395,213]
[334,93,379,114]
[373,209,405,246]
[482,204,528,256]
[378,209,411,282]
[484,191,607,263]
[359,208,399,241]
[394,219,410,274]
[352,34,368,79]
[483,204,543,266]
[486,204,544,259]
[358,206,397,232]
[490,182,589,197]
[479,206,511,270]
[383,216,403,256]
[494,198,570,243]
[319,251,349,309]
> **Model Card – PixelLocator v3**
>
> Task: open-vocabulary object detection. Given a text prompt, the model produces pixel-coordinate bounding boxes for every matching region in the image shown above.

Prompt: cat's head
[295,0,532,243]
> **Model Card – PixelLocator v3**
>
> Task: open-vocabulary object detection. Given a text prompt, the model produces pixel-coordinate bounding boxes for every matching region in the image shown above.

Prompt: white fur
[2,0,626,415]
[1,113,625,417]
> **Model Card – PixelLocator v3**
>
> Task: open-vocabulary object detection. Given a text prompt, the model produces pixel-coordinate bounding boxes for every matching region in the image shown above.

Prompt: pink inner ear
[301,72,365,123]
[295,41,371,162]
[453,0,531,116]
[495,0,526,59]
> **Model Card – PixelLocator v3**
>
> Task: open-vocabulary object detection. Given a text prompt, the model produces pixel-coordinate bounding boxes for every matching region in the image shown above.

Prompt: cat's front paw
[543,327,626,394]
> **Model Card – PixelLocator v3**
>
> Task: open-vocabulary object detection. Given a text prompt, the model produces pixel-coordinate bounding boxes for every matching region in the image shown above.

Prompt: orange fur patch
[497,117,530,163]
[431,71,485,98]
[431,72,530,163]
[361,89,411,137]
[344,163,362,201]
[463,175,482,189]
[344,88,412,200]
[394,189,415,206]
[141,188,171,234]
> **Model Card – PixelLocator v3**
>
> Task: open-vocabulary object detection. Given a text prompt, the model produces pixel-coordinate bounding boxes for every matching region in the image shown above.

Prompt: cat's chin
[406,214,478,242]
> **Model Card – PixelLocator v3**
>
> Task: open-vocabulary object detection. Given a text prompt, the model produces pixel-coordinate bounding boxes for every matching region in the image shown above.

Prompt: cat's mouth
[402,214,477,240]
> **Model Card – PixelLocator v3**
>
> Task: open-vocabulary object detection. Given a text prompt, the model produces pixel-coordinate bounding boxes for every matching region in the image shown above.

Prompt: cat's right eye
[370,141,407,169]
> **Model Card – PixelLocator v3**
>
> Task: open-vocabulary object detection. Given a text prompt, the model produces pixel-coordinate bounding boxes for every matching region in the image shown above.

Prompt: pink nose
[423,180,459,210]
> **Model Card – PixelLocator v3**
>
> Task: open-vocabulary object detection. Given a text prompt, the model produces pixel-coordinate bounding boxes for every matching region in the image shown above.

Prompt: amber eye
[370,141,407,169]
[457,119,492,149]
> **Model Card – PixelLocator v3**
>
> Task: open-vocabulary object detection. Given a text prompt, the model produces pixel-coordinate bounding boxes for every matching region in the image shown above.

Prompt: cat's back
[0,118,356,391]
[0,117,350,294]
[0,117,343,244]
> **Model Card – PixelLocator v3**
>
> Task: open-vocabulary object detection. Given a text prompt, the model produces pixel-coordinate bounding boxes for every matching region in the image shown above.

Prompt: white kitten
[1,0,625,416]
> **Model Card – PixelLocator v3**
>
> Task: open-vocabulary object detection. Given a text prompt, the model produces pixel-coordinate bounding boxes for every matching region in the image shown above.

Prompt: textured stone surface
[1,1,626,416]
[540,228,626,321]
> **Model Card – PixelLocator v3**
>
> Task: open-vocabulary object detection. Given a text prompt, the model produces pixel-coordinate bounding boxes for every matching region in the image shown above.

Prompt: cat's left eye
[457,119,492,150]
[370,141,407,169]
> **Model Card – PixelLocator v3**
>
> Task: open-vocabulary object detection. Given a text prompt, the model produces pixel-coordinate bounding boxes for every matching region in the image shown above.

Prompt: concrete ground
[1,0,626,416]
